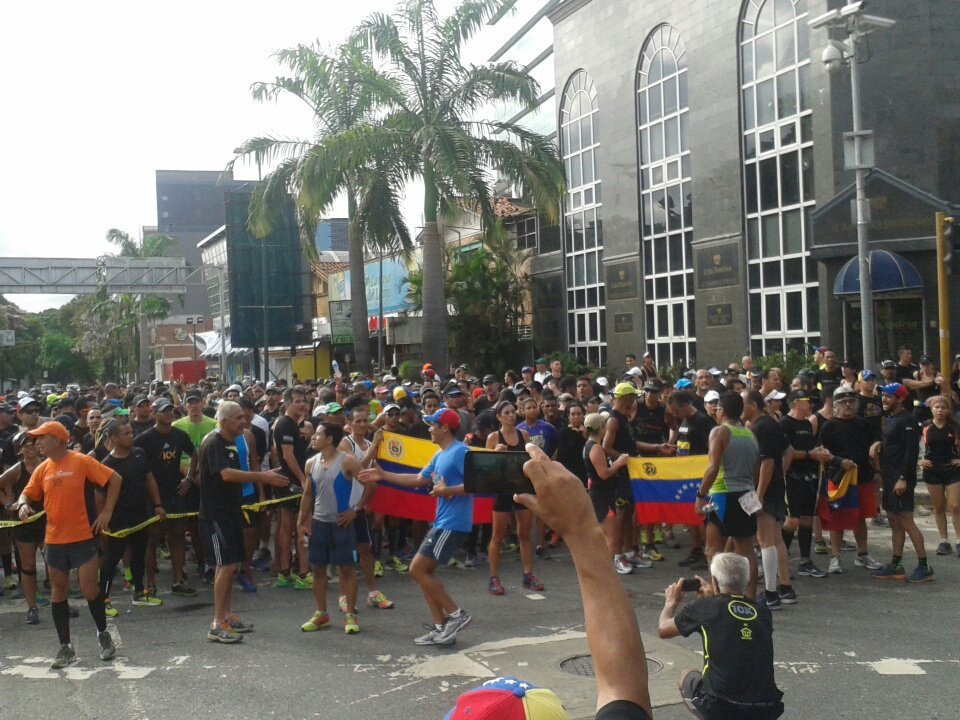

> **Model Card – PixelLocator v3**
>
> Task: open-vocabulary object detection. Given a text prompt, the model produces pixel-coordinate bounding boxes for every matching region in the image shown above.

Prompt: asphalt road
[1,514,957,719]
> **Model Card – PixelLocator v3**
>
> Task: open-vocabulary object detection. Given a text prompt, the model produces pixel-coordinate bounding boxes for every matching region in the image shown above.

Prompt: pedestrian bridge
[0,257,199,295]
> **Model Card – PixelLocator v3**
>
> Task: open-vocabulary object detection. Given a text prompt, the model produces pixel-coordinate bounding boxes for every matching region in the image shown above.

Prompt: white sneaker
[614,556,633,575]
[828,556,843,574]
[854,553,882,570]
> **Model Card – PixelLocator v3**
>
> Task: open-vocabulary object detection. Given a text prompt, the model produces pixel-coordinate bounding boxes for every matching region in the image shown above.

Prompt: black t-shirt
[676,411,713,456]
[595,700,652,720]
[881,410,920,484]
[857,393,883,440]
[819,416,876,484]
[273,414,306,485]
[674,595,782,708]
[752,414,786,495]
[130,419,156,437]
[249,423,268,466]
[260,408,281,427]
[134,426,196,493]
[0,425,18,470]
[556,426,588,482]
[633,403,668,450]
[609,409,637,457]
[817,367,843,387]
[895,363,918,383]
[779,414,817,478]
[198,431,242,520]
[398,420,431,440]
[102,449,152,524]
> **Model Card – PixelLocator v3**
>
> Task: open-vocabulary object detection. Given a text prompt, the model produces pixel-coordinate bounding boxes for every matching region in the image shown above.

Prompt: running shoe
[871,562,905,580]
[251,548,272,572]
[414,624,446,646]
[202,567,215,585]
[436,611,472,644]
[854,554,883,570]
[841,539,857,552]
[905,565,935,584]
[548,532,562,548]
[614,556,633,575]
[4,575,18,590]
[132,591,163,607]
[463,554,476,568]
[797,560,827,578]
[664,531,681,549]
[643,546,664,562]
[171,581,198,597]
[227,613,254,633]
[627,552,653,569]
[827,556,843,574]
[814,538,828,555]
[388,556,409,572]
[778,585,798,604]
[338,595,350,614]
[104,599,119,618]
[500,541,519,554]
[535,545,548,559]
[488,576,506,595]
[276,572,296,589]
[301,611,331,632]
[68,605,79,618]
[373,560,384,577]
[871,514,890,528]
[51,643,77,669]
[758,592,782,611]
[294,573,314,591]
[448,557,461,568]
[207,622,243,643]
[522,573,545,592]
[654,528,666,545]
[344,612,360,634]
[935,541,952,556]
[678,549,705,567]
[25,606,40,625]
[98,630,117,661]
[368,591,394,609]
[158,543,171,560]
[236,573,257,593]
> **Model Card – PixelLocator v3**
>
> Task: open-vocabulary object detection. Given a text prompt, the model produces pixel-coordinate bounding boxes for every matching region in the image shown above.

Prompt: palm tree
[341,0,566,369]
[228,41,411,374]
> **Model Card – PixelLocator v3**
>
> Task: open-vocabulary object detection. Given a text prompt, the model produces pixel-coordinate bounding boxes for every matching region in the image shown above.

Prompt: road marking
[525,593,546,600]
[776,657,960,676]
[867,658,928,675]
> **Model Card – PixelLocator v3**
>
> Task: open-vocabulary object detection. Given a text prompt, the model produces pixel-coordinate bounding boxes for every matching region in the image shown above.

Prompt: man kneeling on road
[658,553,784,719]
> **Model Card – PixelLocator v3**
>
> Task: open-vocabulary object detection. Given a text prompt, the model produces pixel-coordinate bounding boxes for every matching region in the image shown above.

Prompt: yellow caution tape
[0,510,46,529]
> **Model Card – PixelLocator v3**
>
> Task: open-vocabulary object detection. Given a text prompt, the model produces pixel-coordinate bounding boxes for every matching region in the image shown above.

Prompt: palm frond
[226,136,313,175]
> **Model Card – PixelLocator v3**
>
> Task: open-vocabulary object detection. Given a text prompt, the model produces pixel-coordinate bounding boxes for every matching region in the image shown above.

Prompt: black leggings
[99,530,149,597]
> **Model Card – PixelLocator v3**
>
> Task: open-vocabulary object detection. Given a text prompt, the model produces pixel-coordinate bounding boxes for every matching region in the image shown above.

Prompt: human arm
[145,471,166,520]
[601,416,623,460]
[695,425,728,513]
[92,471,123,534]
[756,458,774,502]
[296,459,315,541]
[0,464,18,508]
[658,577,713,638]
[431,475,466,498]
[515,444,651,717]
[357,463,431,489]
[219,466,289,486]
[589,443,628,481]
[280,444,306,485]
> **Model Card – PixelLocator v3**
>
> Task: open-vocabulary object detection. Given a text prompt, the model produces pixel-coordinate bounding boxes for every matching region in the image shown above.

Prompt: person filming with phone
[658,553,784,720]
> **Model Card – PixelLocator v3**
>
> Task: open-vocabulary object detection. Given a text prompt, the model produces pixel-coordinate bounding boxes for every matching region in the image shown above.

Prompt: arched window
[637,24,694,368]
[740,0,816,357]
[560,70,605,367]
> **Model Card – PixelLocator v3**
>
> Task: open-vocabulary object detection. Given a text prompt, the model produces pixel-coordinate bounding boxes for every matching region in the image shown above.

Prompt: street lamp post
[810,1,895,371]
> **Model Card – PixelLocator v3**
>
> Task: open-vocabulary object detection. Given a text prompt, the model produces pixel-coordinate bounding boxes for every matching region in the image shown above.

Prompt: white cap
[17,390,29,399]
[596,376,609,387]
[765,390,787,401]
[626,367,644,377]
[704,390,721,403]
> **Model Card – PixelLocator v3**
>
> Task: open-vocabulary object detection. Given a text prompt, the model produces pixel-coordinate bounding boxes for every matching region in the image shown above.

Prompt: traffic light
[945,216,959,275]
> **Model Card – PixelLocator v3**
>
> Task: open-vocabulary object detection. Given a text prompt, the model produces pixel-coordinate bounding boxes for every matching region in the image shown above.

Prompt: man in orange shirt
[15,421,123,669]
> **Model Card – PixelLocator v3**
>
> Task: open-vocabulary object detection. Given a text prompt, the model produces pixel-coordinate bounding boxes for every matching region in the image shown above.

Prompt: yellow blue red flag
[627,455,706,525]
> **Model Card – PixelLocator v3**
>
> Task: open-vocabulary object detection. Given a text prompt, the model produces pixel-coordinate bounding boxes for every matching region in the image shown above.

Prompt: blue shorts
[417,527,469,564]
[352,510,372,546]
[44,539,99,572]
[308,519,358,567]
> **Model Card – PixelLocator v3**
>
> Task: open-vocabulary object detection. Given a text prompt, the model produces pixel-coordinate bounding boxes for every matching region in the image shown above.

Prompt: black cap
[840,359,854,368]
[919,355,933,364]
[0,403,14,414]
[482,374,497,385]
[184,391,202,402]
[132,394,150,407]
[881,359,896,369]
[642,379,664,393]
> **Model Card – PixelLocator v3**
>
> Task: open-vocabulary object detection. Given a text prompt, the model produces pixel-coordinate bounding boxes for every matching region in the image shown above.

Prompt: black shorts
[274,479,303,506]
[160,485,200,515]
[200,515,245,567]
[680,670,783,720]
[353,510,372,545]
[882,480,916,514]
[616,470,633,506]
[706,491,757,539]
[924,466,960,487]
[590,485,617,523]
[45,539,99,572]
[493,492,526,513]
[12,516,45,545]
[785,473,818,518]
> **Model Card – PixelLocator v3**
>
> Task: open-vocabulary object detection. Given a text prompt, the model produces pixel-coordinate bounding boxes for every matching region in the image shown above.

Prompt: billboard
[328,255,415,315]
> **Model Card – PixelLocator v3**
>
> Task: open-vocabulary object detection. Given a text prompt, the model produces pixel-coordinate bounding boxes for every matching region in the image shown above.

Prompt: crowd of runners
[1,346,958,673]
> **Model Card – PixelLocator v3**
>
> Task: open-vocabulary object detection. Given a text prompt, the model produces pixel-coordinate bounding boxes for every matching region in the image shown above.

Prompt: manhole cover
[559,654,663,678]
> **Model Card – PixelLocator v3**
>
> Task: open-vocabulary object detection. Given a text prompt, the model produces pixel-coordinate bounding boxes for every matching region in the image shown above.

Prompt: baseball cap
[226,384,243,394]
[626,367,644,377]
[132,394,151,407]
[880,359,896,369]
[521,366,534,374]
[840,359,854,368]
[184,391,202,402]
[393,387,409,402]
[919,355,933,365]
[595,376,609,388]
[152,398,174,412]
[27,421,70,443]
[612,382,640,398]
[423,408,461,431]
[535,357,547,365]
[444,677,569,720]
[422,369,437,379]
[860,369,877,381]
[704,390,721,403]
[642,379,664,393]
[382,403,401,413]
[325,402,343,414]
[422,363,434,372]
[833,386,857,400]
[642,351,654,359]
[444,386,464,397]
[880,383,908,400]
[482,374,497,385]
[788,390,813,405]
[18,396,40,411]
[675,378,693,389]
[765,390,787,402]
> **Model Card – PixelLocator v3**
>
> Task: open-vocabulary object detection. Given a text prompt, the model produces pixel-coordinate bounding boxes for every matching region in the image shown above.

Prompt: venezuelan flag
[628,455,706,525]
[817,465,860,531]
[367,432,494,524]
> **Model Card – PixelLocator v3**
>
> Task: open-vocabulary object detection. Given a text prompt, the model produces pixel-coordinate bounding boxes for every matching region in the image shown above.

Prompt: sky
[0,0,476,312]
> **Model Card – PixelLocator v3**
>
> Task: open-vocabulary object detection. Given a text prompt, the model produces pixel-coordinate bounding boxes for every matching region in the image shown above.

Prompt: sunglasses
[20,439,37,447]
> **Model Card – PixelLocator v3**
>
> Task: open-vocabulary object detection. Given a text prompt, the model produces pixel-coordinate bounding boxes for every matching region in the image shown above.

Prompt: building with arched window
[531,0,960,371]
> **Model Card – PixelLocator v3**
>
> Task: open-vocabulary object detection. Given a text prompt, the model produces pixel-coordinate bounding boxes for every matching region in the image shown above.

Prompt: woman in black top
[584,413,630,574]
[921,396,960,556]
[556,402,588,486]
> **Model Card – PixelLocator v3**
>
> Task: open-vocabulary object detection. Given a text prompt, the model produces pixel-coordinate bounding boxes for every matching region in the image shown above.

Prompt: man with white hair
[658,552,784,719]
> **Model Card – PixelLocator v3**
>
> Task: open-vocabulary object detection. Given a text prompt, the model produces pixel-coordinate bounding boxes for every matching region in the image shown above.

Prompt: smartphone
[681,578,701,592]
[463,451,534,496]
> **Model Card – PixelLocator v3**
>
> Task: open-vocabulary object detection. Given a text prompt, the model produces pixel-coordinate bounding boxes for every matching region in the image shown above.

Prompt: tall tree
[229,41,411,374]
[342,0,565,368]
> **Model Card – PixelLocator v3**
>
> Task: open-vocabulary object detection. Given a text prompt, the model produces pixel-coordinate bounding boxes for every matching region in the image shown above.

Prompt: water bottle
[332,359,341,378]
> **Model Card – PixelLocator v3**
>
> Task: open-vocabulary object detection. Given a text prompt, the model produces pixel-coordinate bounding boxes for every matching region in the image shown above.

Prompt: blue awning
[833,250,924,297]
